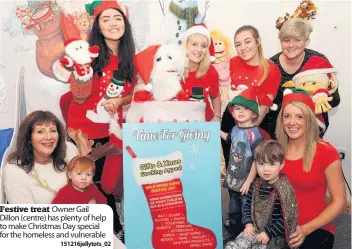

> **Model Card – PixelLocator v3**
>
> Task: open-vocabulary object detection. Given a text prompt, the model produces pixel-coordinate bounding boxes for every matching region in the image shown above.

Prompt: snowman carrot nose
[126,146,137,158]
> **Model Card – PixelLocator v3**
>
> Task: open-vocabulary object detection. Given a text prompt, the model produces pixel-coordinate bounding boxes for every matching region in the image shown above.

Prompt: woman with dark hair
[58,0,135,237]
[3,111,77,204]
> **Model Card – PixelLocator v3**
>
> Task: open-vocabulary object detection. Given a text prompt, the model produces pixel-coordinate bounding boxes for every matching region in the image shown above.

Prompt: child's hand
[257,232,270,245]
[244,224,254,237]
[240,180,251,195]
[88,198,97,204]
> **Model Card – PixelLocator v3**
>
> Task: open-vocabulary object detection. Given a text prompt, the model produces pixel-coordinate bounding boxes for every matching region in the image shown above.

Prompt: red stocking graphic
[126,147,217,249]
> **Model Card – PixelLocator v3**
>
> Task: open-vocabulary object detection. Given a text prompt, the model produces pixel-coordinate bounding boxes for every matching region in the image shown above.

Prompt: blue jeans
[228,190,246,238]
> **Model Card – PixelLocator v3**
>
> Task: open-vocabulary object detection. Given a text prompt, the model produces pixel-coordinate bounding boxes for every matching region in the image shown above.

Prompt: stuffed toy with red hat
[132,43,187,102]
[125,43,206,123]
[282,56,338,116]
[52,38,99,104]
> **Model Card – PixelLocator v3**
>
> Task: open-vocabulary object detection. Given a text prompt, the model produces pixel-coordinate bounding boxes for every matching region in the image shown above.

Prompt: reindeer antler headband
[276,0,318,30]
[67,128,121,167]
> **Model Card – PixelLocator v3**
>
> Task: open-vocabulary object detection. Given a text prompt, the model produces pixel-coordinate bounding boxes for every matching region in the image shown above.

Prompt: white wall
[149,0,351,197]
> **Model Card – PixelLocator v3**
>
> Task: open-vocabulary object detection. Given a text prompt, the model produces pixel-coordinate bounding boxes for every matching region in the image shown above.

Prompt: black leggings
[299,229,334,249]
[221,105,236,169]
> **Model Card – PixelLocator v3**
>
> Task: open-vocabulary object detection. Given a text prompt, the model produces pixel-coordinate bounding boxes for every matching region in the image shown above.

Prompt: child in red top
[52,156,106,204]
[179,23,221,122]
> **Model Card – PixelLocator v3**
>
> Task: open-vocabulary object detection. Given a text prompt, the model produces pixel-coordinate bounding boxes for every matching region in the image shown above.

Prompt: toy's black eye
[168,55,172,60]
[303,83,306,86]
[76,47,79,50]
[110,84,114,87]
[313,82,316,85]
[156,56,161,62]
[115,86,119,89]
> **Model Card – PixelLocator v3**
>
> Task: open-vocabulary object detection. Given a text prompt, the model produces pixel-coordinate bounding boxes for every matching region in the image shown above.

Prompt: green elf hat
[85,0,129,19]
[282,88,315,113]
[191,87,204,100]
[229,87,259,116]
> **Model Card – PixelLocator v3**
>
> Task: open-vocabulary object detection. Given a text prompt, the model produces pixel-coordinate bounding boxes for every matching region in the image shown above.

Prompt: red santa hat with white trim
[182,23,216,62]
[134,44,161,91]
[282,88,326,131]
[292,56,338,94]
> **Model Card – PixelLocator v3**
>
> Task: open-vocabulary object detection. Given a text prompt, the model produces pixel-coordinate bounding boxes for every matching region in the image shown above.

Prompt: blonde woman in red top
[277,88,346,249]
[179,23,222,122]
[221,25,281,174]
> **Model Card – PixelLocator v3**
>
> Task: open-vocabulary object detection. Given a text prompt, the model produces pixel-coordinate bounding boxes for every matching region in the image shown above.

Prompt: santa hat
[85,0,129,19]
[282,88,327,131]
[282,88,315,114]
[292,56,337,92]
[259,95,278,111]
[134,45,161,90]
[64,38,80,47]
[183,23,215,62]
[229,87,260,116]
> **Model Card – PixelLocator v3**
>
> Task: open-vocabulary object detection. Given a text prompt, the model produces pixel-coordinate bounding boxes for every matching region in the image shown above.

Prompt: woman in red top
[221,25,281,170]
[179,24,221,122]
[276,88,346,249]
[58,0,135,236]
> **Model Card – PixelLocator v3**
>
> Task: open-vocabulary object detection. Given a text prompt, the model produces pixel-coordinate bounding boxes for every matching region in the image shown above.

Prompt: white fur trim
[52,59,71,83]
[283,88,293,96]
[294,74,329,87]
[109,117,122,140]
[144,83,153,92]
[316,117,326,131]
[73,67,94,82]
[293,68,337,80]
[125,101,206,123]
[183,26,210,43]
[210,56,216,63]
[133,151,183,185]
[89,52,99,58]
[270,103,278,111]
[312,92,328,103]
[134,81,147,92]
[62,55,74,67]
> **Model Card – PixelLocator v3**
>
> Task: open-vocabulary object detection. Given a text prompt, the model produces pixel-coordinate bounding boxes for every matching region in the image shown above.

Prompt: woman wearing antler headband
[260,18,340,139]
[3,111,78,204]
